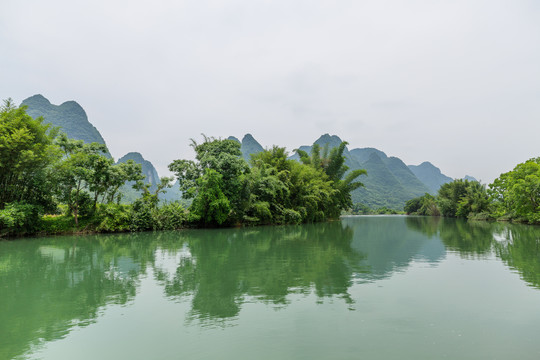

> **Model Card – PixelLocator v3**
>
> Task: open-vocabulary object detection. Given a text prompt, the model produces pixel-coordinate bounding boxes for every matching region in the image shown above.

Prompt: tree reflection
[404,216,441,238]
[0,234,157,360]
[405,216,540,289]
[406,217,495,258]
[155,222,366,322]
[493,224,540,289]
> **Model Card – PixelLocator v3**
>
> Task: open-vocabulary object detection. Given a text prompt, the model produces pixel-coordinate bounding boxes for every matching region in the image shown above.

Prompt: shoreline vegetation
[1,100,539,238]
[403,161,540,225]
[1,100,366,238]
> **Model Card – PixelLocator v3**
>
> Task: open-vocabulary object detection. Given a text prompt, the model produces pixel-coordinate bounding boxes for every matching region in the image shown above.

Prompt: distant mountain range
[20,94,474,209]
[285,134,431,209]
[236,133,474,209]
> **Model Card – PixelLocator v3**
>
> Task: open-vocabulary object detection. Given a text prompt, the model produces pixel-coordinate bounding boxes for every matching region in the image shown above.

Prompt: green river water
[1,216,540,359]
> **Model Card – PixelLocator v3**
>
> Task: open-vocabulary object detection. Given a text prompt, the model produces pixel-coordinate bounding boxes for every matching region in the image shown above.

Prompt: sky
[1,0,539,183]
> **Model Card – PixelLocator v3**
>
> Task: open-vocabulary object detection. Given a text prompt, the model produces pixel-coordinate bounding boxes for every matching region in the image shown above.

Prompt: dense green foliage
[189,169,231,225]
[1,102,366,236]
[404,193,440,216]
[0,99,60,211]
[437,179,489,218]
[53,134,144,224]
[405,160,540,224]
[489,158,540,223]
[247,146,339,223]
[0,202,42,236]
[0,101,187,236]
[296,141,367,214]
[170,136,366,226]
[405,179,489,219]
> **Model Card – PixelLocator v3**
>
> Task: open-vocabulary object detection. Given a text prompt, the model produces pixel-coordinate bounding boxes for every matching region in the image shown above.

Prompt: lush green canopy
[490,158,540,223]
[0,99,60,210]
[170,136,366,226]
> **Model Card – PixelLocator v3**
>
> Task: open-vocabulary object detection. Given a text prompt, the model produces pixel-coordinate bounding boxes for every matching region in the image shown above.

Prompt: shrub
[153,202,187,230]
[282,208,302,224]
[95,203,131,232]
[0,202,42,236]
[130,198,154,231]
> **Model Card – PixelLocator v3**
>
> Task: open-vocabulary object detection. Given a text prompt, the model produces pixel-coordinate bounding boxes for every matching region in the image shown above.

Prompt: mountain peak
[21,94,110,157]
[408,162,452,193]
[314,134,344,147]
[242,133,257,142]
[349,148,388,164]
[117,152,159,187]
[22,94,51,106]
[118,152,145,163]
[414,162,442,175]
[233,133,264,161]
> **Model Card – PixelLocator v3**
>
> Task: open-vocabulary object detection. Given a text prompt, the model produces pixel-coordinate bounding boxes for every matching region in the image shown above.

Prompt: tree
[404,193,439,216]
[169,136,249,224]
[249,146,340,223]
[189,169,231,225]
[489,158,540,223]
[296,140,366,214]
[437,179,489,218]
[104,160,145,203]
[0,99,60,210]
[170,136,366,226]
[54,134,143,224]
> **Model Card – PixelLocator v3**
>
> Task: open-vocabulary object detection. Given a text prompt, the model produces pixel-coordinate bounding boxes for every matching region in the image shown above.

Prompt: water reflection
[406,216,540,289]
[2,217,540,359]
[493,224,540,290]
[406,217,495,257]
[0,234,157,360]
[343,216,446,280]
[154,222,366,322]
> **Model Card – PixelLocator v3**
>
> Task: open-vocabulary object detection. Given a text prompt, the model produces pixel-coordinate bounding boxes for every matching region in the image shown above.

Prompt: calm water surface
[1,216,540,360]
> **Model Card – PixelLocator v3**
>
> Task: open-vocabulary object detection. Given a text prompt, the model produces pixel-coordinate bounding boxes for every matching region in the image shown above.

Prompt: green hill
[350,152,430,209]
[287,134,431,209]
[229,134,264,162]
[21,94,111,157]
[116,152,182,203]
[408,162,453,194]
[117,152,160,190]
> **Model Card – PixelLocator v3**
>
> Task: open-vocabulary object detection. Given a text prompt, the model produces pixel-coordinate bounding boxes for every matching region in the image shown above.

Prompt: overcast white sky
[1,0,539,183]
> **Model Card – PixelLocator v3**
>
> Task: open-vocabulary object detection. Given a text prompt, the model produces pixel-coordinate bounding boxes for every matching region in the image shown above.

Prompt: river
[1,216,540,359]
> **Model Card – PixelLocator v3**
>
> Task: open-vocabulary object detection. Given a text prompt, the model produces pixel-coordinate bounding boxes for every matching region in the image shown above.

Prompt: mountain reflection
[2,217,540,359]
